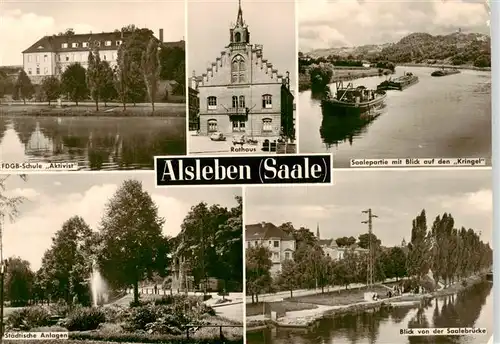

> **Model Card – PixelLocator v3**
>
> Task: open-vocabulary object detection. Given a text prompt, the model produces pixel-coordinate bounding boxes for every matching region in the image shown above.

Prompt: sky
[1,173,240,271]
[188,0,297,88]
[245,169,492,247]
[298,0,491,52]
[0,0,185,66]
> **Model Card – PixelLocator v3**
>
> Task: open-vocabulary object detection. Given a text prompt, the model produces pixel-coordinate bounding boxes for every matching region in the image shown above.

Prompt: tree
[61,63,88,105]
[98,179,166,304]
[246,245,272,303]
[309,62,334,91]
[386,246,407,281]
[277,259,299,297]
[36,216,92,302]
[407,210,431,280]
[14,70,35,104]
[99,61,117,106]
[212,196,243,291]
[87,49,104,111]
[41,76,61,105]
[4,257,34,306]
[335,236,356,247]
[358,233,382,250]
[142,37,161,111]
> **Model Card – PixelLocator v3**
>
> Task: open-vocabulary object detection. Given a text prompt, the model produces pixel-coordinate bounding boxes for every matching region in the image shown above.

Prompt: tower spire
[236,0,244,26]
[316,223,320,239]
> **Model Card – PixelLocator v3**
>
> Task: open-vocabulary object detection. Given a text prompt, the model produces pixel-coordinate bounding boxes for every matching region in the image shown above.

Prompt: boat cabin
[336,82,376,103]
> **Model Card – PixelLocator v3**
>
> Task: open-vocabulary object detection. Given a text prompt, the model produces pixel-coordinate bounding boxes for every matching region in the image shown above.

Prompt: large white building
[245,222,295,276]
[22,29,183,84]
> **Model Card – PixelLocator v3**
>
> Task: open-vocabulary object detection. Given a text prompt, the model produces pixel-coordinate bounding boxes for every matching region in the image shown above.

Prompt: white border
[293,0,300,153]
[491,1,499,343]
[153,153,334,187]
[185,0,190,156]
[242,186,247,341]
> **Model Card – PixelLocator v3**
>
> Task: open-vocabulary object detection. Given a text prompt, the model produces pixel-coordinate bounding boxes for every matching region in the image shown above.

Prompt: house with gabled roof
[245,222,295,275]
[190,1,295,140]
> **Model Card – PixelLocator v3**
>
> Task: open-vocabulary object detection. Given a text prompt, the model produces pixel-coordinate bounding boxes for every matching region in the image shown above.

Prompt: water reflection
[0,116,186,170]
[320,111,382,148]
[247,281,492,344]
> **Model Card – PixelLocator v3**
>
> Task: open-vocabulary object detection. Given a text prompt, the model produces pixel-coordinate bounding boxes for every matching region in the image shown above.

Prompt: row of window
[207,95,273,110]
[27,52,116,63]
[60,40,122,49]
[27,67,48,75]
[207,118,273,132]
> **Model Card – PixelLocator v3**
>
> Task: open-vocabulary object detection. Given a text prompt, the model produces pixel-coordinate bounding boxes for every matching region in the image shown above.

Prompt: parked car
[210,132,226,141]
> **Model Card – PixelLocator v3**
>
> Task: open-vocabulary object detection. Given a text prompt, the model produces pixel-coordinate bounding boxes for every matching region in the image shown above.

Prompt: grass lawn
[0,102,185,117]
[246,301,317,317]
[284,284,395,307]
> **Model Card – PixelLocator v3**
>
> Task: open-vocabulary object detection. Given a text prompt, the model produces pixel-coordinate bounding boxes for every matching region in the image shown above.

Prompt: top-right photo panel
[298,0,491,168]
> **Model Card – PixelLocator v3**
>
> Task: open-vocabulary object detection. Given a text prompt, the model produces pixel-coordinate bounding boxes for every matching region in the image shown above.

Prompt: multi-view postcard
[0,1,496,344]
[297,0,492,168]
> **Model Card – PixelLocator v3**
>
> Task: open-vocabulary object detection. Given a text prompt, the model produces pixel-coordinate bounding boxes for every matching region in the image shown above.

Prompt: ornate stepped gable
[195,0,287,88]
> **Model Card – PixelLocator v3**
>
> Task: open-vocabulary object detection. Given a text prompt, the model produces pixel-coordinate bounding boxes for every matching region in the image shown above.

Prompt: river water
[298,66,491,168]
[247,281,493,344]
[0,116,186,170]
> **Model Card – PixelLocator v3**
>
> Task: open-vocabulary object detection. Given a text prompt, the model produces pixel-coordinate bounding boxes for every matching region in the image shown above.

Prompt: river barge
[321,81,387,116]
[377,72,419,91]
[431,68,461,77]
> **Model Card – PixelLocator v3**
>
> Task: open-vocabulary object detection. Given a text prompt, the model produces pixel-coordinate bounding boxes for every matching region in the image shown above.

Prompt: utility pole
[362,209,378,290]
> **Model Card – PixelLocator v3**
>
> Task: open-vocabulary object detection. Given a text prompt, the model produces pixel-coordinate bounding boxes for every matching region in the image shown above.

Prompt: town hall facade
[190,2,295,140]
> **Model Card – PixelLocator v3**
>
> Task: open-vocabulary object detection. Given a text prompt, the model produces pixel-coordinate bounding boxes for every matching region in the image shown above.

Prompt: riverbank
[396,63,491,72]
[299,67,391,92]
[0,103,186,117]
[247,274,486,330]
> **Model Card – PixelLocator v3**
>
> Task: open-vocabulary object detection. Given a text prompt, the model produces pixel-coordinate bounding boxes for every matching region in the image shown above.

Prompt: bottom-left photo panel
[0,173,244,344]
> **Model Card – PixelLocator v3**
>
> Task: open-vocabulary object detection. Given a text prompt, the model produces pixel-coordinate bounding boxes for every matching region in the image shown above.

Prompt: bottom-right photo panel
[244,168,493,344]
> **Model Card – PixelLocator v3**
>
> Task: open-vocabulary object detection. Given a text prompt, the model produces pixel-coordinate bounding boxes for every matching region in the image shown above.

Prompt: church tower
[316,223,320,239]
[401,238,407,247]
[229,0,250,47]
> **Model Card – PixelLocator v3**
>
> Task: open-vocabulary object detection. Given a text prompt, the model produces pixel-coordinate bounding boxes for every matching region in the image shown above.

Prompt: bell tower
[229,0,250,47]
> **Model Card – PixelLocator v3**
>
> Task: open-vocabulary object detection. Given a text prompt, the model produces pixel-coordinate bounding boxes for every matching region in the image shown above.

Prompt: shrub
[64,307,106,331]
[6,306,51,330]
[69,331,243,343]
[49,300,71,317]
[126,304,158,331]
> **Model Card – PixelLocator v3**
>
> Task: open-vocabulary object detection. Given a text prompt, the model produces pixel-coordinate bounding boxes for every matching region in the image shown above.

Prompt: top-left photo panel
[0,1,186,171]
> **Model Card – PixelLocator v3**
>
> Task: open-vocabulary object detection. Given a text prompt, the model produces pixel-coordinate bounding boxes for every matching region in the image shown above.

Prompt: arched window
[231,55,246,83]
[262,118,272,132]
[262,94,272,109]
[207,96,217,110]
[239,95,245,109]
[208,119,218,132]
[232,96,238,108]
[235,32,241,43]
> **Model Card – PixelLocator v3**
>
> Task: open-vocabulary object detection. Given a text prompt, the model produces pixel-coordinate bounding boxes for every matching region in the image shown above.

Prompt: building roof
[23,32,130,54]
[23,31,184,54]
[318,239,338,248]
[245,222,294,241]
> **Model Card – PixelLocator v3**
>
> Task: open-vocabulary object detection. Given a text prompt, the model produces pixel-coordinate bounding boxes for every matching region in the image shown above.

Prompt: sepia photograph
[187,0,297,155]
[297,0,491,167]
[245,169,493,344]
[0,174,243,343]
[0,1,186,170]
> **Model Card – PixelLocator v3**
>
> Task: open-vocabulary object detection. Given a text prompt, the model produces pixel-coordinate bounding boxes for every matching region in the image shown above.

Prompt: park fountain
[90,259,109,306]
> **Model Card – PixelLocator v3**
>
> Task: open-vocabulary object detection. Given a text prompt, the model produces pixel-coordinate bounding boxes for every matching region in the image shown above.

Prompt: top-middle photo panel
[187,0,297,155]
